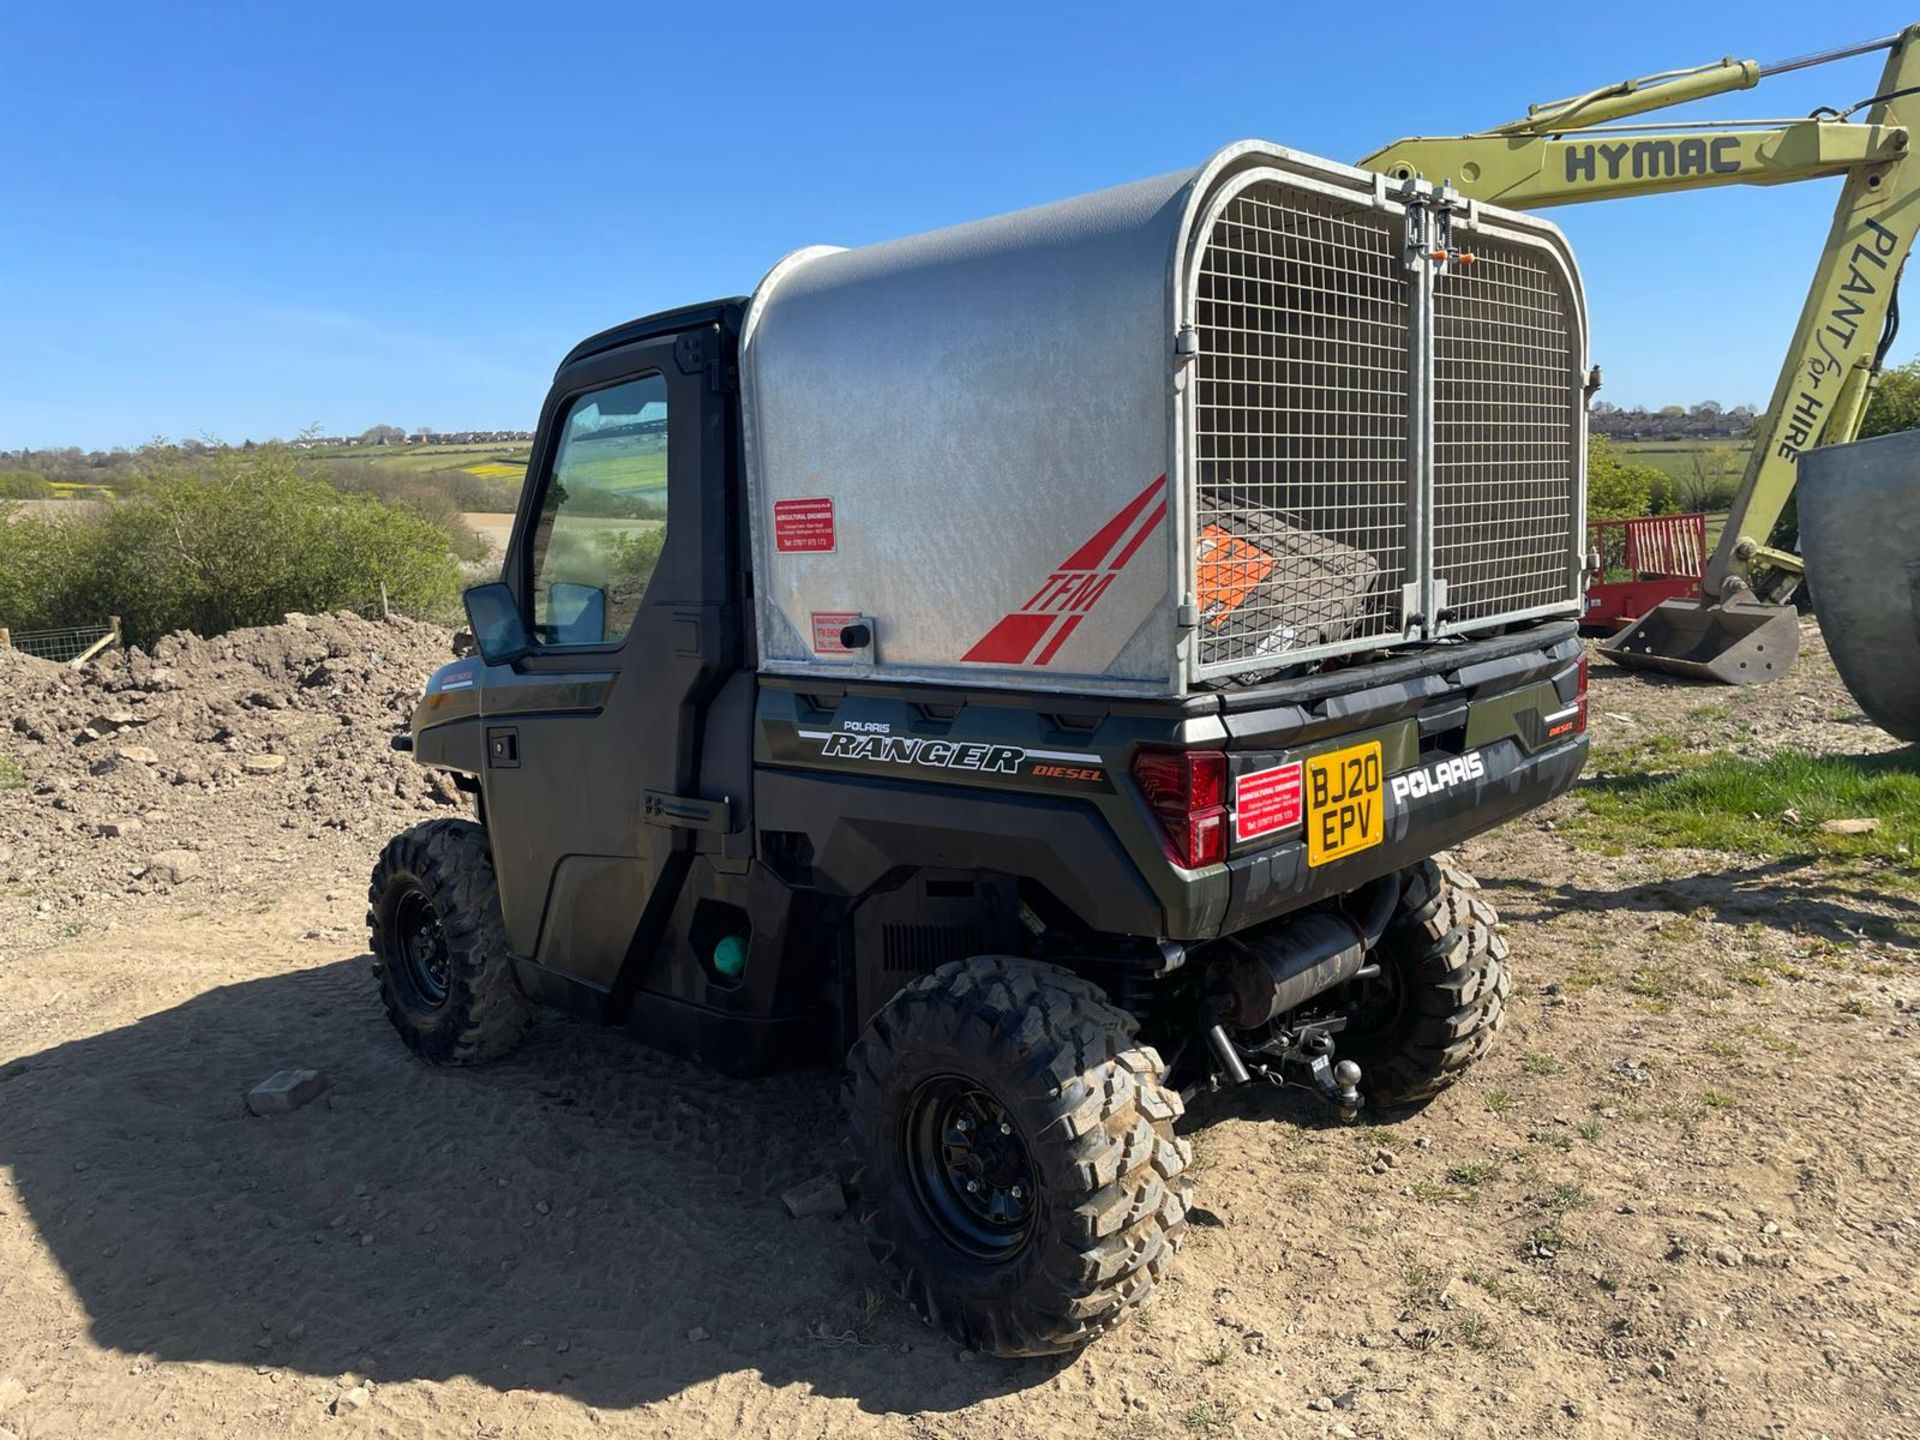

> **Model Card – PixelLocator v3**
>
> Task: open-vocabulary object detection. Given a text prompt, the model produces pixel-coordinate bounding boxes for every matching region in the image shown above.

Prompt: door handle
[486,726,520,768]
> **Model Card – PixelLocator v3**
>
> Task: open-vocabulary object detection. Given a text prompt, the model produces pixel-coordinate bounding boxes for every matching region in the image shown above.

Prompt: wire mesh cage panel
[1431,236,1582,629]
[1192,181,1410,674]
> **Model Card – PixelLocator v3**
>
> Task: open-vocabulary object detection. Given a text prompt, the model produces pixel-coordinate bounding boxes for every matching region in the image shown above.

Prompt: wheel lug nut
[955,1117,968,1131]
[966,1179,980,1193]
[1010,1185,1023,1199]
[999,1122,1012,1135]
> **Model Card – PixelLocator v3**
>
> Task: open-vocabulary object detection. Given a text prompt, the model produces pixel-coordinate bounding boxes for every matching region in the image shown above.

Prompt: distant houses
[287,430,535,450]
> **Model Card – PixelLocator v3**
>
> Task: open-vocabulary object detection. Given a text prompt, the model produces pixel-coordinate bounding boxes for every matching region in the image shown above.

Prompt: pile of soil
[0,612,460,948]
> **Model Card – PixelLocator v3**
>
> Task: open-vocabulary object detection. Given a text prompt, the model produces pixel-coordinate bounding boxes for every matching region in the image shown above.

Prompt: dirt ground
[1,618,1916,1440]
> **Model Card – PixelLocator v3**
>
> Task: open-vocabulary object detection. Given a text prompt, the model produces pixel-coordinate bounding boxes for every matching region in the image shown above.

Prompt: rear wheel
[368,819,532,1064]
[1340,854,1510,1106]
[846,956,1191,1357]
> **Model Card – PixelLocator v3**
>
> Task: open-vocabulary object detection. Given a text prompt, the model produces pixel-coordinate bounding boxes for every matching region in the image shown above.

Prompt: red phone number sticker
[1234,762,1303,842]
[774,496,836,553]
[810,611,861,654]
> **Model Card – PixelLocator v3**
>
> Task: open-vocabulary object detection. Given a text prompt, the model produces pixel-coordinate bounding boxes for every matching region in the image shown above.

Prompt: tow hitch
[1198,1021,1365,1119]
[1263,1027,1365,1118]
[1189,877,1396,1117]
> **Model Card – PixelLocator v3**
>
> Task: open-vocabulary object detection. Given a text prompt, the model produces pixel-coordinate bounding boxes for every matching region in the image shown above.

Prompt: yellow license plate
[1305,740,1384,867]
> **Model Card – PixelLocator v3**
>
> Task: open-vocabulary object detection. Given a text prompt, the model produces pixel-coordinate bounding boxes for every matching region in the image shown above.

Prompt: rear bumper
[1219,734,1585,936]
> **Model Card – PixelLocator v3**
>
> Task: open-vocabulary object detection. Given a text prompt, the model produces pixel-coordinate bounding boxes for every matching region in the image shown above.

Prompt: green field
[46,479,114,499]
[305,440,531,480]
[560,430,667,499]
[1613,437,1748,485]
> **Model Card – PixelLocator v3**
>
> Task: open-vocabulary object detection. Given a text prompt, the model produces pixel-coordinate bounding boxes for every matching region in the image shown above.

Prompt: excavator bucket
[1595,592,1800,685]
[1798,430,1920,742]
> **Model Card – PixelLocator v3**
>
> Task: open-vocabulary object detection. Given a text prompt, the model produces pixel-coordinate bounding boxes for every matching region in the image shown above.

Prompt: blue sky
[1,1,1909,449]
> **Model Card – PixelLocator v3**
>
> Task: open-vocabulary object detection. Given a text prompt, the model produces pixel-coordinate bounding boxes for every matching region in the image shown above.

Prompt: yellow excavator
[1363,25,1920,708]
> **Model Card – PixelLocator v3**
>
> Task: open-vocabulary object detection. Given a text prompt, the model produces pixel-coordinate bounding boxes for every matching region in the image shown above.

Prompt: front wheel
[845,956,1191,1357]
[367,819,532,1065]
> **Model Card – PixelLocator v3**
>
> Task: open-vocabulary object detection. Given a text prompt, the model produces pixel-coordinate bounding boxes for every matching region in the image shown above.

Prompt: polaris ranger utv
[371,141,1591,1357]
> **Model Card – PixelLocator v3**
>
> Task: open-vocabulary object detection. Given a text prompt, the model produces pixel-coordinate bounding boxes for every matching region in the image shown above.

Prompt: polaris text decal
[1390,751,1486,806]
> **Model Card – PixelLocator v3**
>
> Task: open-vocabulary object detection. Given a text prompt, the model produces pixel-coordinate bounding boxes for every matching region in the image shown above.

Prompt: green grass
[1182,1399,1235,1433]
[1453,1316,1502,1353]
[1532,1183,1591,1215]
[1520,1053,1566,1076]
[1405,1260,1447,1304]
[1483,1088,1519,1114]
[1574,748,1920,864]
[1446,1160,1503,1187]
[0,756,24,790]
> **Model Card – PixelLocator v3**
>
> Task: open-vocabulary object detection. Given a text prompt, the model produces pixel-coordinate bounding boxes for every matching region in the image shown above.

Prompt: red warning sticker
[774,496,836,553]
[1234,762,1303,843]
[811,611,862,654]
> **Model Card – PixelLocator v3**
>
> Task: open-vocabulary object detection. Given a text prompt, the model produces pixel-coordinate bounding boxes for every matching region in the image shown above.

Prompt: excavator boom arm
[1362,121,1900,208]
[1362,25,1920,611]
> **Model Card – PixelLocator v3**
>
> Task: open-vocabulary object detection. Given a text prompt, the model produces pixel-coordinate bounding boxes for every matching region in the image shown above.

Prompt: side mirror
[462,582,530,666]
[547,581,608,645]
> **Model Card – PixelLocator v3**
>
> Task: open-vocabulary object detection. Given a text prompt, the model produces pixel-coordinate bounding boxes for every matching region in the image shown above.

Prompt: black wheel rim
[905,1077,1037,1261]
[392,885,452,1008]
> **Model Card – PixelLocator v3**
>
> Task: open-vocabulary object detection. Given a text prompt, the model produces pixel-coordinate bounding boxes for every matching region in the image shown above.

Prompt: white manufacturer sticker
[1389,751,1486,806]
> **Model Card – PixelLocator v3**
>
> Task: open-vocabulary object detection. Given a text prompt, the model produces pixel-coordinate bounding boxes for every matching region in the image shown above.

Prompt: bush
[1586,436,1664,521]
[313,461,495,564]
[0,470,53,499]
[443,467,524,513]
[0,448,462,645]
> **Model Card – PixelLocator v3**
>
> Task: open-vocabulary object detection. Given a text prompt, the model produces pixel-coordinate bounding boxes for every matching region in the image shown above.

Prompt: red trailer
[1583,513,1708,634]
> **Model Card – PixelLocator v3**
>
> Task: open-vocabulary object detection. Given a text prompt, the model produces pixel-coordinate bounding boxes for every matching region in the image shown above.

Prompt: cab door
[479,319,739,1000]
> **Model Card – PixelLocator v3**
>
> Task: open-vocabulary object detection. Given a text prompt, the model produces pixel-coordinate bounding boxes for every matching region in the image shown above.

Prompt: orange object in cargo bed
[1196,525,1275,631]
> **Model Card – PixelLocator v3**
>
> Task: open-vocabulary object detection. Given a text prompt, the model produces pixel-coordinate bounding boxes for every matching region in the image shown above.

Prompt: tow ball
[1202,1022,1364,1119]
[1266,1027,1364,1119]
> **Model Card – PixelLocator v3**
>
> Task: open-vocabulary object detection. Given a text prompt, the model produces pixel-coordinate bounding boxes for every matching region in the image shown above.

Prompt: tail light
[1575,653,1590,734]
[1132,749,1227,868]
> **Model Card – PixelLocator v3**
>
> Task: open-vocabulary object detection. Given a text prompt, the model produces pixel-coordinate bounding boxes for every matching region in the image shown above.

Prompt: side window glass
[527,374,670,645]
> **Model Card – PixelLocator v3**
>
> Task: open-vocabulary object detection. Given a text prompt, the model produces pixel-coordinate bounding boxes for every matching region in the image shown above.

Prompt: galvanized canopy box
[740,140,1588,697]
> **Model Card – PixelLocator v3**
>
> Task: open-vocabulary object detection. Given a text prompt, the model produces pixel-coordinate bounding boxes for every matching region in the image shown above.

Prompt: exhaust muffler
[1212,874,1400,1030]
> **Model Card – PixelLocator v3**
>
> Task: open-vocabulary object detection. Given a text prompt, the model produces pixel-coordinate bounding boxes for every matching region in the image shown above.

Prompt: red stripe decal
[1060,475,1167,571]
[1107,498,1168,572]
[1032,614,1083,666]
[962,612,1056,665]
[963,473,1170,667]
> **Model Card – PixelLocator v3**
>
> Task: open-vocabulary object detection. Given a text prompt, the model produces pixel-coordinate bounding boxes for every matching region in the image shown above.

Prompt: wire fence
[1,617,122,667]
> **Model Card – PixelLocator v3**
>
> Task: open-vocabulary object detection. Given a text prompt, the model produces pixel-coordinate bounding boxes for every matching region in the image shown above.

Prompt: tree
[1586,436,1665,521]
[1671,446,1743,514]
[1860,358,1920,439]
[359,423,407,446]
